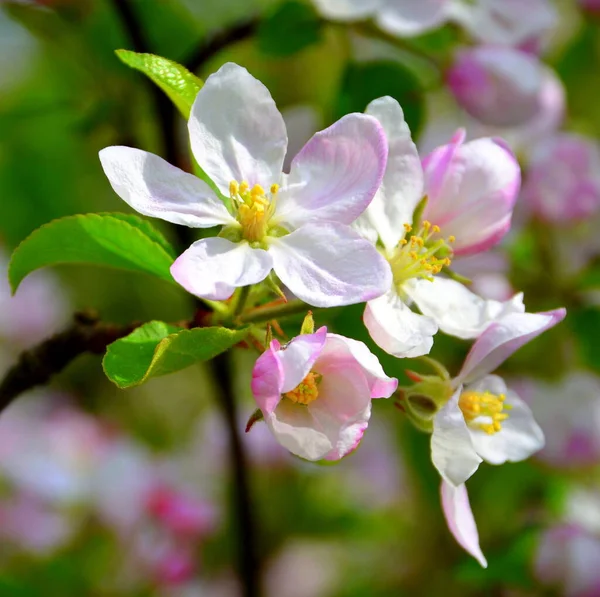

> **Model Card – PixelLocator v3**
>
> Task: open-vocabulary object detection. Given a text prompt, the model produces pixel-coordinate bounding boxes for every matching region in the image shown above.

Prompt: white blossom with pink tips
[250,326,397,461]
[100,62,391,308]
[433,308,566,566]
[354,96,524,358]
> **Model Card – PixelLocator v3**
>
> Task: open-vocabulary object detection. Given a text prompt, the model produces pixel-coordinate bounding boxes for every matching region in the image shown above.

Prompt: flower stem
[234,286,252,318]
[239,300,312,325]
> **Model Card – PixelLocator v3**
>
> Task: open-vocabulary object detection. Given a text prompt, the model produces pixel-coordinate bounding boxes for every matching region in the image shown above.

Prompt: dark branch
[212,352,262,597]
[184,17,259,74]
[0,311,140,413]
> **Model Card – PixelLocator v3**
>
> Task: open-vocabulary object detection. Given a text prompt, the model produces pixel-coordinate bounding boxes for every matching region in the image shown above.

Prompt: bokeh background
[0,0,599,595]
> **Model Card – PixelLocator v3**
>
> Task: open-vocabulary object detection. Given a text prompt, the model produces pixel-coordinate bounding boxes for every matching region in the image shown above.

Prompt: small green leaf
[116,50,203,118]
[336,61,425,137]
[103,323,249,388]
[9,213,176,292]
[258,1,322,57]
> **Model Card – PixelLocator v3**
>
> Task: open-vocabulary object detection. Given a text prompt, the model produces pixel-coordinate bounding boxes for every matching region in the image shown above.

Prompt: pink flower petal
[251,339,284,415]
[441,481,487,568]
[277,327,327,393]
[457,308,567,384]
[276,113,388,228]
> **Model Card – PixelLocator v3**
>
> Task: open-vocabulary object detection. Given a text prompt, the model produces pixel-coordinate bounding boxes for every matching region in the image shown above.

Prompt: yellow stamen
[458,390,512,435]
[387,221,455,288]
[229,179,280,243]
[284,372,322,406]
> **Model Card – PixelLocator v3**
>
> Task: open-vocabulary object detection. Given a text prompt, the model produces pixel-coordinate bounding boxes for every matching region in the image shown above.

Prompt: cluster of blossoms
[99,59,565,566]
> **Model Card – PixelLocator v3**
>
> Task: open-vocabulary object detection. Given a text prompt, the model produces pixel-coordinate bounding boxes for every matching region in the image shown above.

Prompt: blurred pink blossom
[447,46,549,128]
[0,249,69,349]
[523,372,600,468]
[522,134,600,222]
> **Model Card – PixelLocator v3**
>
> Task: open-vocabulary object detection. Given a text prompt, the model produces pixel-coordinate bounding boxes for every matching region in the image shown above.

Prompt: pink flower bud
[522,134,600,222]
[422,130,521,255]
[447,46,546,127]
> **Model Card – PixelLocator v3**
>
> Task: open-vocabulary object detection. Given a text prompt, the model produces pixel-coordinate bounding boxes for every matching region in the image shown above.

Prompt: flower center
[230,180,279,243]
[283,372,322,406]
[388,221,454,290]
[458,390,512,435]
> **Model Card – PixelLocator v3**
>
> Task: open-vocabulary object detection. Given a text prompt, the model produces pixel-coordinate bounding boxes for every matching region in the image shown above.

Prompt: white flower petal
[171,238,272,301]
[276,114,387,228]
[441,481,488,568]
[457,308,567,384]
[363,289,436,358]
[268,223,391,308]
[266,401,333,461]
[377,0,450,36]
[354,96,424,252]
[431,388,482,487]
[319,333,398,398]
[466,376,545,465]
[99,147,234,227]
[312,0,382,20]
[188,63,287,196]
[407,277,525,340]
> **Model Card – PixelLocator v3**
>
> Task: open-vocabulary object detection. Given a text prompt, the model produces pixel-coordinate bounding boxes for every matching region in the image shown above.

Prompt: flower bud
[522,133,600,222]
[447,46,546,127]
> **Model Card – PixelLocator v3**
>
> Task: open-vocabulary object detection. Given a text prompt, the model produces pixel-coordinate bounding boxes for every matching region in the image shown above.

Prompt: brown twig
[0,311,141,413]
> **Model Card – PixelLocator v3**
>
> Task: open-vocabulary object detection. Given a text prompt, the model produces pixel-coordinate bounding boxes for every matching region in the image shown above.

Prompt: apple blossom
[100,62,391,308]
[431,308,566,489]
[522,133,600,222]
[447,46,549,128]
[312,0,453,36]
[250,326,397,461]
[354,96,523,358]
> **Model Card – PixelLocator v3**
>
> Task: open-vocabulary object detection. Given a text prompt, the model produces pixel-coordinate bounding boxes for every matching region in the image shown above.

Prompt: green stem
[233,286,252,318]
[239,300,311,325]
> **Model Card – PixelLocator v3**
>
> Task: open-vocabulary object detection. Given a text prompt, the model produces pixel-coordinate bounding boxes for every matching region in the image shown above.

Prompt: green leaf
[336,60,425,138]
[115,50,203,118]
[258,1,323,57]
[9,213,176,292]
[569,306,600,374]
[103,323,249,388]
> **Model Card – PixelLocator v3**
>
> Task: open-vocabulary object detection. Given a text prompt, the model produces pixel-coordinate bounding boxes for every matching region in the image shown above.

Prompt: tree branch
[212,351,262,597]
[0,311,140,413]
[184,17,259,74]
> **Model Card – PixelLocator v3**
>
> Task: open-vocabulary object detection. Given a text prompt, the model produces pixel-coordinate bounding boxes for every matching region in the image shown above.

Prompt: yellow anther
[458,390,510,435]
[284,372,322,406]
[251,184,265,197]
[432,225,441,233]
[270,183,280,194]
[423,220,431,231]
[400,239,408,245]
[239,181,249,194]
[230,180,239,196]
[410,251,418,260]
[448,235,456,243]
[404,223,412,232]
